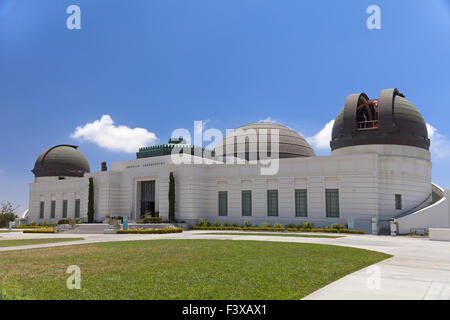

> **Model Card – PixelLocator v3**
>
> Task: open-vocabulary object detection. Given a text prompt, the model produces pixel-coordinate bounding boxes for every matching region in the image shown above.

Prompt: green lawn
[199,232,343,238]
[0,239,391,300]
[0,230,21,233]
[0,238,84,247]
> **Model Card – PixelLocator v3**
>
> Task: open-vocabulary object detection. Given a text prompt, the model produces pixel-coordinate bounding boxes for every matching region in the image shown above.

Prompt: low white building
[27,88,450,234]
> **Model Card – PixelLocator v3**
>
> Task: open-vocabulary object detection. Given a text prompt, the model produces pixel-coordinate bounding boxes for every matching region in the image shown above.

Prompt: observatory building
[27,88,450,234]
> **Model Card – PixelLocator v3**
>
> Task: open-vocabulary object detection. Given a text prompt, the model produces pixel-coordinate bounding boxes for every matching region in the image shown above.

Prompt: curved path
[1,230,450,299]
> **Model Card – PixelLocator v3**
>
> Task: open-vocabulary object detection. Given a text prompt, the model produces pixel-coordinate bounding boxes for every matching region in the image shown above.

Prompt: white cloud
[306,120,335,151]
[427,123,450,158]
[71,115,158,153]
[259,117,277,123]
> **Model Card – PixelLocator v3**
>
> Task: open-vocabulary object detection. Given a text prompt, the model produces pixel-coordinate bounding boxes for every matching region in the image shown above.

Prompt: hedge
[191,226,364,234]
[117,228,183,234]
[23,228,55,233]
[12,226,45,229]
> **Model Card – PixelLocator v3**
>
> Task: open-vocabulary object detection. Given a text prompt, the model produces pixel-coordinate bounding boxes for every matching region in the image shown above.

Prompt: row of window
[218,189,340,217]
[39,199,81,219]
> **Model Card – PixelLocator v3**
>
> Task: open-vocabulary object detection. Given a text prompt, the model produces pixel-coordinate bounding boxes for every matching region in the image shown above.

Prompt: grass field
[0,238,84,247]
[0,230,21,233]
[0,239,390,300]
[199,232,343,238]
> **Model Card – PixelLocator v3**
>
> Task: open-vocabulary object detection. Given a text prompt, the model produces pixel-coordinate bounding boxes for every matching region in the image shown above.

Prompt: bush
[301,221,314,229]
[332,223,346,230]
[117,228,183,234]
[0,213,16,228]
[23,227,55,233]
[214,221,221,227]
[30,220,38,226]
[273,222,283,229]
[191,226,365,234]
[197,219,207,227]
[137,217,163,224]
[285,223,297,229]
[57,219,70,225]
[243,220,251,228]
[262,222,270,228]
[223,221,231,227]
[232,222,239,227]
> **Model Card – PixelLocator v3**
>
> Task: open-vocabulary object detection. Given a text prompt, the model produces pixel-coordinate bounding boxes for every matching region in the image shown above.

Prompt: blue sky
[1,0,450,212]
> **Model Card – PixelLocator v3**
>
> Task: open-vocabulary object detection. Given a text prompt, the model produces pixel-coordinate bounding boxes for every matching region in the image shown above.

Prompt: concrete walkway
[1,230,450,299]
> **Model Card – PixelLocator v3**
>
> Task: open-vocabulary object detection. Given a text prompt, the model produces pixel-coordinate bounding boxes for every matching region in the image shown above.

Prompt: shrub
[261,222,270,228]
[117,228,183,234]
[214,221,221,227]
[273,222,283,229]
[57,219,70,225]
[285,223,297,229]
[332,223,346,230]
[197,219,207,227]
[23,227,55,233]
[243,220,251,228]
[0,213,16,228]
[137,217,163,224]
[232,222,239,227]
[30,220,38,226]
[223,221,231,227]
[302,221,314,229]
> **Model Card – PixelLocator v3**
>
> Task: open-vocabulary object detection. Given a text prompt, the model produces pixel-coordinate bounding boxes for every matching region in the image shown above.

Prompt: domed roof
[32,145,90,178]
[330,88,430,151]
[215,122,315,160]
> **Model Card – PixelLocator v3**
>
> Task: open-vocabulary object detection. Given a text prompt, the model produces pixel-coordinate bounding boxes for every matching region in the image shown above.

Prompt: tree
[168,172,175,222]
[0,201,19,228]
[87,177,94,223]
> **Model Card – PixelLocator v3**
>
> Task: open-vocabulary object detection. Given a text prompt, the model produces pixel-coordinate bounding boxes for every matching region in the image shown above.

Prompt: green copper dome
[32,145,90,178]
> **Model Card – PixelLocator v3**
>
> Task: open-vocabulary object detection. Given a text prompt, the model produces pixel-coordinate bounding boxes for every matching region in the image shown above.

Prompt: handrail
[394,184,444,219]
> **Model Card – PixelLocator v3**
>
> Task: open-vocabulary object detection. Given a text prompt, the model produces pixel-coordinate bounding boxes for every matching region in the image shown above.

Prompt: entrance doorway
[140,181,156,218]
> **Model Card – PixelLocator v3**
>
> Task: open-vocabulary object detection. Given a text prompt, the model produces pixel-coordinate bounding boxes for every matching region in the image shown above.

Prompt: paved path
[1,230,450,299]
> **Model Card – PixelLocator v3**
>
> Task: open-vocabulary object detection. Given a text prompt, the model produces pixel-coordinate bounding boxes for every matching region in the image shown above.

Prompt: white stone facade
[28,144,440,233]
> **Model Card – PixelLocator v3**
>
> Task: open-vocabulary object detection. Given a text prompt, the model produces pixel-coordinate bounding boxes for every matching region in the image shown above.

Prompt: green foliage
[88,177,95,223]
[23,227,55,233]
[273,222,283,228]
[168,172,176,222]
[243,220,251,227]
[31,221,38,226]
[214,221,221,227]
[136,217,163,224]
[42,220,48,226]
[117,228,183,234]
[197,219,207,226]
[223,221,231,227]
[261,222,270,228]
[301,221,314,229]
[57,219,70,225]
[232,222,239,227]
[191,226,365,234]
[285,223,297,228]
[0,213,16,228]
[332,223,346,230]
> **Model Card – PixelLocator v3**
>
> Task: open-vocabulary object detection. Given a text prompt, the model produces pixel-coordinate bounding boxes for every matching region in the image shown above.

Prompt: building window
[50,201,56,219]
[218,191,228,216]
[267,190,278,216]
[241,190,252,216]
[325,189,340,217]
[295,189,308,217]
[62,200,68,218]
[74,199,81,218]
[39,201,45,219]
[395,194,402,210]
